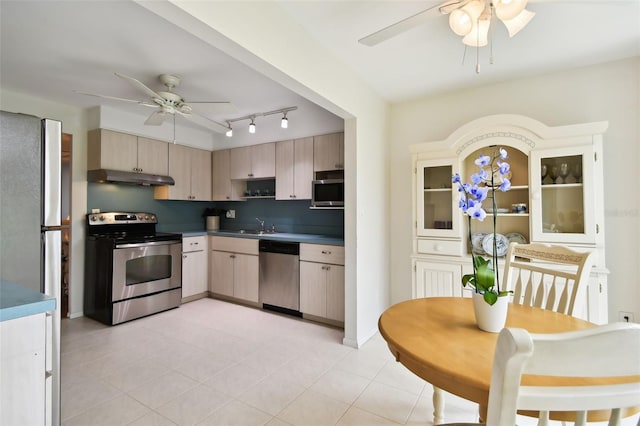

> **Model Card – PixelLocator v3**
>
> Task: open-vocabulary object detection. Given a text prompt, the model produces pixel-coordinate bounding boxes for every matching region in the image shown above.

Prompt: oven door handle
[115,240,181,249]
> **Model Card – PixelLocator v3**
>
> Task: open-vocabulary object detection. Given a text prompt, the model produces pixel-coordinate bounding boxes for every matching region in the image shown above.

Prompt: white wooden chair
[502,242,593,316]
[443,323,640,426]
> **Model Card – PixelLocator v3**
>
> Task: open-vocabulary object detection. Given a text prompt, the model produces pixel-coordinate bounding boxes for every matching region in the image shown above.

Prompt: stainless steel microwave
[312,179,344,207]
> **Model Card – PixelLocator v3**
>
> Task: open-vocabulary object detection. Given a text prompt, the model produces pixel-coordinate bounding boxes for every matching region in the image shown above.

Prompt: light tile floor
[61,298,640,426]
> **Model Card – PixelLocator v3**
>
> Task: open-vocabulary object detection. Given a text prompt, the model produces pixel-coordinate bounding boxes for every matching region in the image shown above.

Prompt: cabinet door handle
[248,173,254,177]
[230,254,236,259]
[183,255,187,258]
[321,250,331,255]
[326,265,331,271]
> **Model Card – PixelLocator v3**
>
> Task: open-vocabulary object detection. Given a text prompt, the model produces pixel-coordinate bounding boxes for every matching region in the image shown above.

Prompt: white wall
[137,0,391,346]
[389,57,640,323]
[0,88,89,318]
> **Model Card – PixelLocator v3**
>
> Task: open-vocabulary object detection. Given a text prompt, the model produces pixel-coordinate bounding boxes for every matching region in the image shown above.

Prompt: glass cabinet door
[530,146,596,244]
[416,159,458,237]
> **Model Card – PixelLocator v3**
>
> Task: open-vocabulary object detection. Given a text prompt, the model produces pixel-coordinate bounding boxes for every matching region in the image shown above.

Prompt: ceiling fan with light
[75,72,233,134]
[359,0,536,72]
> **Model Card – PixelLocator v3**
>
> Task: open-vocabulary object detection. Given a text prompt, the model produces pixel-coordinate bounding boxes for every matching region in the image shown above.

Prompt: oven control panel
[87,212,157,225]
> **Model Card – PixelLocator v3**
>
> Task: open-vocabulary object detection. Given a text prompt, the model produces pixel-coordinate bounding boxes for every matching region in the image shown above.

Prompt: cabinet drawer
[417,239,462,256]
[183,236,206,252]
[209,236,259,255]
[300,243,344,265]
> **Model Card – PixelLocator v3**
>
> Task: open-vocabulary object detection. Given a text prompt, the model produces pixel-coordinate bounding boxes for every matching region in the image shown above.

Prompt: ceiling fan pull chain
[476,17,481,74]
[489,3,495,65]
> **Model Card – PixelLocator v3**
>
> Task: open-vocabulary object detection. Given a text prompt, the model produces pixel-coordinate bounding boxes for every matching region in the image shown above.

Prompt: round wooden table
[378,297,637,424]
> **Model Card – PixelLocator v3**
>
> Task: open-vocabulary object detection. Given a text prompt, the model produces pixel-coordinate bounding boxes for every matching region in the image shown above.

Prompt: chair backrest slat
[503,242,593,316]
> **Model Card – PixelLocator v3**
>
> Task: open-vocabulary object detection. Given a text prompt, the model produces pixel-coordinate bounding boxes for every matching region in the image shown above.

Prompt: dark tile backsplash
[87,183,344,236]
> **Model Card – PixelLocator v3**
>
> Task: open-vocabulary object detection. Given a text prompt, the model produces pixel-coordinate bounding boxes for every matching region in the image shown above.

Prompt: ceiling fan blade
[144,111,166,126]
[358,0,463,46]
[186,111,230,134]
[114,72,163,100]
[73,90,158,107]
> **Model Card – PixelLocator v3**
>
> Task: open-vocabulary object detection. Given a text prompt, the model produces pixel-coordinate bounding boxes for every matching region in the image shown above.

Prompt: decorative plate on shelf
[482,233,509,257]
[505,232,527,245]
[471,232,487,254]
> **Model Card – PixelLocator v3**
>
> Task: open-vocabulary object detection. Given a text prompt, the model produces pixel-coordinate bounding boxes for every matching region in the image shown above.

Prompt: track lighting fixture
[223,106,297,138]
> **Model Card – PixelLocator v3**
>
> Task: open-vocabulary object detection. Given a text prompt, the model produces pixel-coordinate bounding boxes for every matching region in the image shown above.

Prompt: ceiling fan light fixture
[500,8,535,37]
[449,9,473,36]
[450,0,486,38]
[462,17,490,47]
[494,0,528,21]
[461,0,485,21]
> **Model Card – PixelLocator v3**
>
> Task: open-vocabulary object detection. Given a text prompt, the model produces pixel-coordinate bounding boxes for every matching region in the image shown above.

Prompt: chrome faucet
[256,217,265,232]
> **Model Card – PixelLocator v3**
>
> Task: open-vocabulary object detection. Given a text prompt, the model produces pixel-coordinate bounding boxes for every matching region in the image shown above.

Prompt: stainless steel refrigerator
[0,110,62,425]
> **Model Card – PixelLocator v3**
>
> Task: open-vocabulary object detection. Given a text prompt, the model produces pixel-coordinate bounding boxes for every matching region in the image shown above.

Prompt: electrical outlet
[226,209,235,219]
[618,311,634,323]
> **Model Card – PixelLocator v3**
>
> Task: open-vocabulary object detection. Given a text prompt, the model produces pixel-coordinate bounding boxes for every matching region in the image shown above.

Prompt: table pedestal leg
[433,385,445,424]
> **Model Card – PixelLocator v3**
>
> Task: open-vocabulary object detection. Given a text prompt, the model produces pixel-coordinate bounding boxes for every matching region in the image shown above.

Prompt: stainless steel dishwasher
[259,240,301,316]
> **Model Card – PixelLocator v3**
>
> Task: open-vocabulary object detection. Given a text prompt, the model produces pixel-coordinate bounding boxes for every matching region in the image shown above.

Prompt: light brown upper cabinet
[155,144,211,201]
[211,149,243,201]
[87,128,168,176]
[229,142,276,180]
[313,132,344,172]
[275,137,314,200]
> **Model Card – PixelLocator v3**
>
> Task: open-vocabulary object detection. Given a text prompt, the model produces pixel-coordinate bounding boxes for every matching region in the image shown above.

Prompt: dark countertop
[181,230,344,246]
[0,281,56,322]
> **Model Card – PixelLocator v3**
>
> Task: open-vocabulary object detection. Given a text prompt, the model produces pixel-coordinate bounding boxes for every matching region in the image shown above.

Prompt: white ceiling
[1,1,638,146]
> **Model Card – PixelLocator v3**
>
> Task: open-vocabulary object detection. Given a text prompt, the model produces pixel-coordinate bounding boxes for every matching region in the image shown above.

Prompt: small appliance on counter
[84,212,182,325]
[203,207,225,231]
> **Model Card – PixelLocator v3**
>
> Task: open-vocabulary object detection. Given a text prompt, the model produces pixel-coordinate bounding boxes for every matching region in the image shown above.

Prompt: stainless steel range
[84,212,182,325]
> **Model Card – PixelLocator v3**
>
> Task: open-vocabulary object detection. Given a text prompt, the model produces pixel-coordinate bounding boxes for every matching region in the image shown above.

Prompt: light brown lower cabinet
[299,243,345,323]
[208,237,259,304]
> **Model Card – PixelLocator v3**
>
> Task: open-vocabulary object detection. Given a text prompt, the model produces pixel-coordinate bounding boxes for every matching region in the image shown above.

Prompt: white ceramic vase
[472,292,509,333]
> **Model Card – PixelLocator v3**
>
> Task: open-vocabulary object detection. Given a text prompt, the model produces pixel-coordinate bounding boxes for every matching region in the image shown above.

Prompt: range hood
[87,169,175,186]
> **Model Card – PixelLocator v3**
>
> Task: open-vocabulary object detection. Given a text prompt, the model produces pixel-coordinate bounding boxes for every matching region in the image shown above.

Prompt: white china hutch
[410,115,609,324]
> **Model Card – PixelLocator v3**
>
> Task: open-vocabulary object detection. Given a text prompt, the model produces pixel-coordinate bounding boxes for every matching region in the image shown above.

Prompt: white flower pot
[472,292,509,333]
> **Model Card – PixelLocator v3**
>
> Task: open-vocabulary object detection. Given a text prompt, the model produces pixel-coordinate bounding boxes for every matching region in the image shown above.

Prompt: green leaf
[475,260,495,293]
[462,274,476,288]
[483,292,498,305]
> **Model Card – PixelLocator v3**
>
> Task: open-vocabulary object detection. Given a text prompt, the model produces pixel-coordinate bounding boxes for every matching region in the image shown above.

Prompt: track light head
[281,113,288,129]
[225,125,233,137]
[249,118,256,134]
